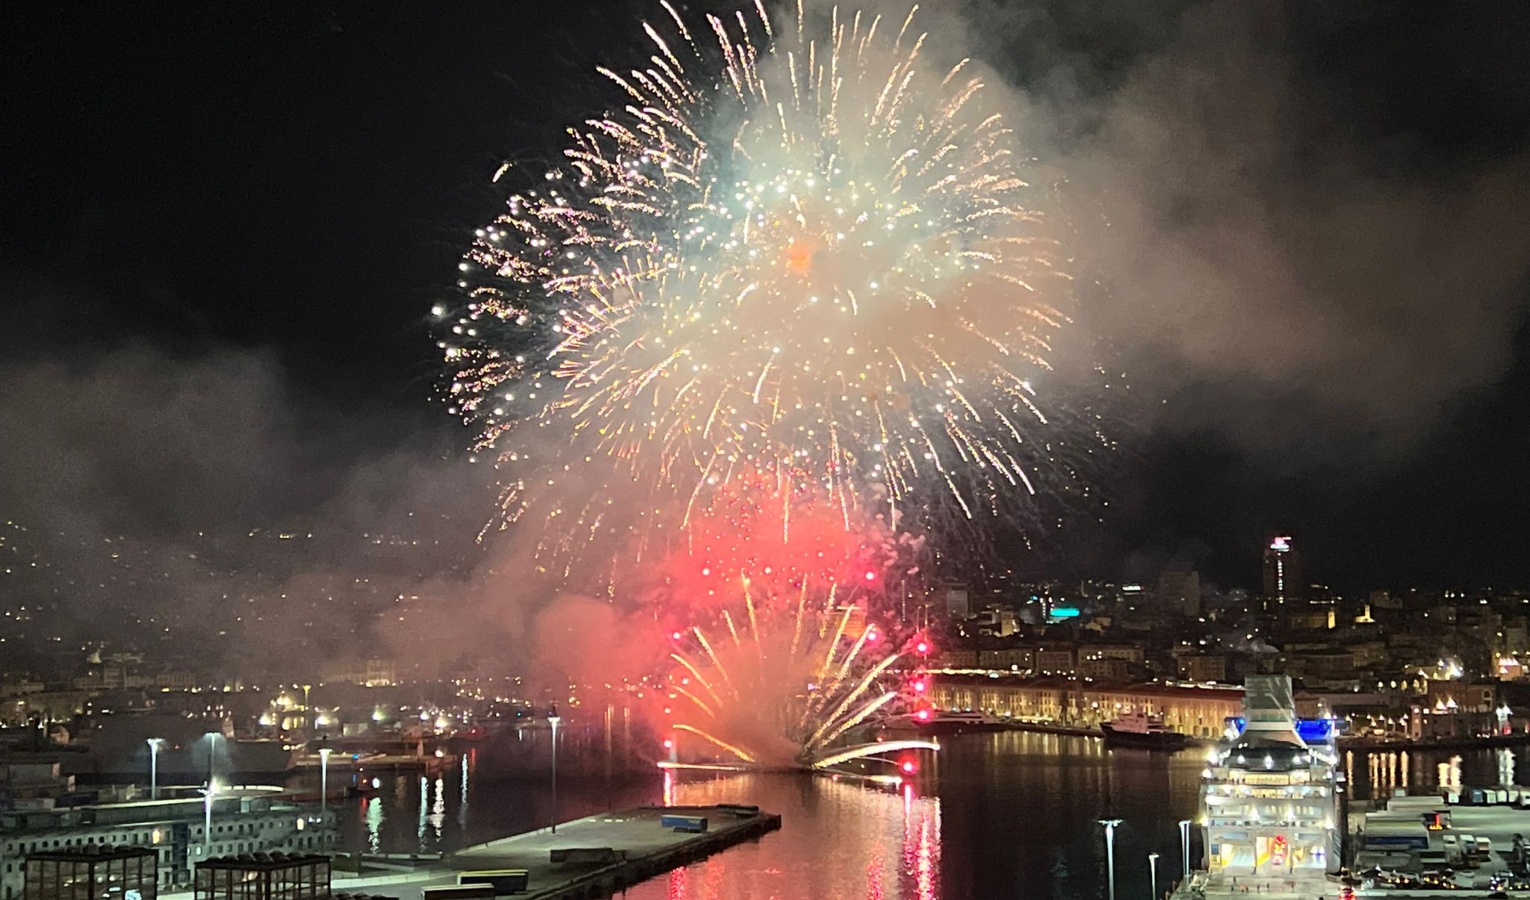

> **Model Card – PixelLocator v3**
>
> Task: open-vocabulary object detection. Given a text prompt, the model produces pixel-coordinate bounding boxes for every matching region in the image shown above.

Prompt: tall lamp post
[1149,852,1160,900]
[146,738,163,800]
[318,746,332,854]
[202,783,217,855]
[1100,819,1123,900]
[201,731,221,856]
[1178,819,1192,882]
[204,732,220,785]
[548,713,562,834]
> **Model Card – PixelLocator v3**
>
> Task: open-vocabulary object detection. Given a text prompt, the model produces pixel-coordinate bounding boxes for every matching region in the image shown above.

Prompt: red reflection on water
[639,772,940,899]
[866,853,885,900]
[900,782,941,900]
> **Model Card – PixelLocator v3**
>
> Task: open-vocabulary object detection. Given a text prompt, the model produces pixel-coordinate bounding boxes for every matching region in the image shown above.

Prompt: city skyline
[6,5,1530,899]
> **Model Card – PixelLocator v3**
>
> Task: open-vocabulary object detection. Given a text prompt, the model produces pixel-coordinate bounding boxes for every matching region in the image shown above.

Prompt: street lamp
[146,738,163,800]
[202,783,218,855]
[1100,819,1123,900]
[1178,819,1192,881]
[318,746,332,854]
[548,713,562,834]
[1149,852,1160,900]
[203,732,221,786]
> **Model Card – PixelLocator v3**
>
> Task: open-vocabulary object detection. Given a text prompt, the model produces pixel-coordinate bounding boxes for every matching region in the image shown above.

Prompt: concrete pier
[332,805,781,900]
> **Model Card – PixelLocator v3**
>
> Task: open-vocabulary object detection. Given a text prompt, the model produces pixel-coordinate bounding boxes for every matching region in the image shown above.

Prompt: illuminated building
[930,676,1244,738]
[1498,655,1524,680]
[1201,675,1339,877]
[1409,680,1506,740]
[1261,536,1303,609]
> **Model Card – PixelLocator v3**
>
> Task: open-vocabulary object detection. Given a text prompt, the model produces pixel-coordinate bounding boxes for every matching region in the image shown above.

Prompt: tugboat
[1100,710,1191,750]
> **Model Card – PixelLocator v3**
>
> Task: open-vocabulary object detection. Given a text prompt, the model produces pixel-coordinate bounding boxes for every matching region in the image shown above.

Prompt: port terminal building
[928,675,1245,739]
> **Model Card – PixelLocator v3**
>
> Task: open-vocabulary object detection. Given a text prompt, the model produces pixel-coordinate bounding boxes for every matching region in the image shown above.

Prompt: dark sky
[3,0,1530,598]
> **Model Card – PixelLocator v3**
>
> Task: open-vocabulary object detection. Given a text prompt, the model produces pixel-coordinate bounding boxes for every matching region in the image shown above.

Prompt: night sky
[4,0,1530,599]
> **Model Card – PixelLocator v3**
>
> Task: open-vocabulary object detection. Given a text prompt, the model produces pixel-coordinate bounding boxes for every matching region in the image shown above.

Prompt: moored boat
[1100,710,1190,750]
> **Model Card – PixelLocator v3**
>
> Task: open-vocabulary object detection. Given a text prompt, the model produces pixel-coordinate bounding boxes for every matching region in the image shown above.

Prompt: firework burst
[627,481,933,770]
[657,575,936,771]
[442,0,1092,564]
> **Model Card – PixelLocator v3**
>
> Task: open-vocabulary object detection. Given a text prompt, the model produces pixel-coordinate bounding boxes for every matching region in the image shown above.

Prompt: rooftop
[198,852,330,872]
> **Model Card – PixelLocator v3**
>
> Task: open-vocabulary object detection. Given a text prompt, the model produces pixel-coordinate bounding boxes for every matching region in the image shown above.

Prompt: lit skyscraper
[1262,535,1303,608]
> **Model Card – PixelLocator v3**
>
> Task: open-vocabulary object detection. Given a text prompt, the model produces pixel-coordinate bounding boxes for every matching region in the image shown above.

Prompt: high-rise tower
[1262,534,1303,608]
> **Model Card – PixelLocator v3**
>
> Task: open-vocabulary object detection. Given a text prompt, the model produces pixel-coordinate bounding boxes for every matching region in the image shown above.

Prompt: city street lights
[1149,852,1160,900]
[1178,819,1192,881]
[318,746,332,854]
[548,714,562,834]
[146,738,163,800]
[1100,819,1123,900]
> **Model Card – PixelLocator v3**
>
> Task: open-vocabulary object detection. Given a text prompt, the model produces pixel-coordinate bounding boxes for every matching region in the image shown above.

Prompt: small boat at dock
[1099,710,1190,750]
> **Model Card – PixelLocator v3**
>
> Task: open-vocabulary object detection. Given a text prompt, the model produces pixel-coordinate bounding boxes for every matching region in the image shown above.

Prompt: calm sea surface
[329,728,1525,900]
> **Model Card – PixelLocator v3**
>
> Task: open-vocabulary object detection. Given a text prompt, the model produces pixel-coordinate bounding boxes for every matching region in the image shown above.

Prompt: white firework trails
[444,1,1077,553]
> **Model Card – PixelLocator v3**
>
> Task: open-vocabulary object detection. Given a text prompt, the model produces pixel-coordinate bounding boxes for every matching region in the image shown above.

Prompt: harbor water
[330,729,1527,900]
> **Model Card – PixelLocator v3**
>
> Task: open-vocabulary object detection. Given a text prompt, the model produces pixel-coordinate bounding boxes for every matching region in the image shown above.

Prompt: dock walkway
[332,805,780,900]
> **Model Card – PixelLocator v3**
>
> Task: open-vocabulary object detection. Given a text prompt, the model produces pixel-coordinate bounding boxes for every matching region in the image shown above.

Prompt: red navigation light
[912,679,927,694]
[671,631,682,641]
[915,709,931,722]
[700,567,711,576]
[900,759,917,775]
[662,738,674,750]
[865,628,878,643]
[915,640,930,655]
[864,570,877,582]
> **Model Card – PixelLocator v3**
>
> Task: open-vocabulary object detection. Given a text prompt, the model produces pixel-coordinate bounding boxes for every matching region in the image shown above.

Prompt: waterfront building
[1409,680,1506,739]
[1201,675,1339,877]
[930,675,1244,738]
[0,793,335,900]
